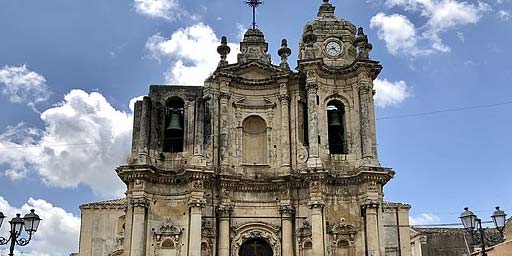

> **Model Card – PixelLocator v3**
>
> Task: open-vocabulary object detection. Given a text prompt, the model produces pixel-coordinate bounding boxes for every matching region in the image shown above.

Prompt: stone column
[306,82,321,168]
[188,200,204,256]
[358,82,374,160]
[185,96,196,154]
[279,205,295,256]
[217,204,233,256]
[188,180,205,256]
[363,201,381,256]
[194,98,204,157]
[219,91,230,168]
[308,201,325,256]
[279,81,291,173]
[129,197,149,256]
[138,97,151,163]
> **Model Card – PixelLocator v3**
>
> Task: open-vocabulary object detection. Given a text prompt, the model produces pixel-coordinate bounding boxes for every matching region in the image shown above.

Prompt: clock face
[325,41,343,57]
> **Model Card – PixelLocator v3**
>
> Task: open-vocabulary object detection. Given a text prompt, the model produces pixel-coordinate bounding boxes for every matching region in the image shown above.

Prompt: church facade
[78,1,412,255]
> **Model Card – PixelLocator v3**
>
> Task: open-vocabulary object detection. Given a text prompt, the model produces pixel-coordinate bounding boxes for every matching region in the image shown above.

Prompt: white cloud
[370,13,423,55]
[0,197,80,256]
[499,9,511,21]
[145,23,239,85]
[374,78,411,107]
[134,0,179,20]
[409,213,442,225]
[0,65,51,108]
[373,0,490,56]
[0,90,134,196]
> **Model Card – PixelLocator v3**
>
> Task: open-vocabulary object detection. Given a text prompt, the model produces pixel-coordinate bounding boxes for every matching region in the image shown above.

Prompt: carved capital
[278,205,295,216]
[217,204,234,216]
[307,200,325,209]
[361,200,380,210]
[188,198,206,209]
[278,94,290,103]
[130,197,150,209]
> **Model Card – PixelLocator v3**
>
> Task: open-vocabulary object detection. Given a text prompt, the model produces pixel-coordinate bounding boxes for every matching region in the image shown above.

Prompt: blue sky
[0,0,511,255]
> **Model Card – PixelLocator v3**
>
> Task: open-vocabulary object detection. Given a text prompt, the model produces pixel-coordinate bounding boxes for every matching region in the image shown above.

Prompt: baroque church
[78,1,413,255]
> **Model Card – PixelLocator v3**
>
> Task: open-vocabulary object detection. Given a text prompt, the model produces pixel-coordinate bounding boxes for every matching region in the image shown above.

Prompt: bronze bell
[328,111,342,127]
[166,111,183,131]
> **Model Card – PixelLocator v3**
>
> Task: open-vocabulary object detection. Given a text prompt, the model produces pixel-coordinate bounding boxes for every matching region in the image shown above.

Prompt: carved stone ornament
[232,222,281,256]
[296,220,312,243]
[129,197,149,208]
[188,198,206,209]
[201,219,215,255]
[153,218,183,256]
[154,219,183,242]
[191,179,204,191]
[361,200,380,210]
[278,205,295,216]
[307,200,325,209]
[328,218,358,242]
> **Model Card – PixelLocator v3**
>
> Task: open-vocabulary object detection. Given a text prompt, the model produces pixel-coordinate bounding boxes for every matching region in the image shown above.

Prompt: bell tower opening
[163,97,184,153]
[239,238,273,256]
[327,100,347,154]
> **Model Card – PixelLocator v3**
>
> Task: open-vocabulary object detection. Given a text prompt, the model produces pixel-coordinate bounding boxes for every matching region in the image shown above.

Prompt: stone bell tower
[78,1,412,256]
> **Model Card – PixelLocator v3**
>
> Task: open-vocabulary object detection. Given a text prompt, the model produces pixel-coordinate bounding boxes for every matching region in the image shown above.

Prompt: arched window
[327,100,347,154]
[242,115,267,164]
[163,97,185,153]
[303,240,313,256]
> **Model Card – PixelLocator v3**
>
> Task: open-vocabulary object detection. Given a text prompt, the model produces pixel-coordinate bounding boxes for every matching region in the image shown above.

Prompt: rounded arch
[239,238,273,256]
[323,93,352,109]
[165,96,185,108]
[161,238,176,248]
[327,99,347,154]
[232,222,280,256]
[163,96,185,153]
[242,115,267,165]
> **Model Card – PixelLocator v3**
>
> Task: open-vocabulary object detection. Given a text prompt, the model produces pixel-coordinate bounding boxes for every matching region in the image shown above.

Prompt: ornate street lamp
[0,209,41,256]
[460,207,508,256]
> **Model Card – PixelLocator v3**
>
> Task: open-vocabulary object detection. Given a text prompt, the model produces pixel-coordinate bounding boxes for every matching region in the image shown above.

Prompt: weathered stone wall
[413,228,472,256]
[79,205,125,256]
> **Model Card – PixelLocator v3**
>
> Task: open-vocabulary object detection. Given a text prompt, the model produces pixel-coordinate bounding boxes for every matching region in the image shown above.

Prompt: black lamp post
[0,209,41,256]
[459,207,507,256]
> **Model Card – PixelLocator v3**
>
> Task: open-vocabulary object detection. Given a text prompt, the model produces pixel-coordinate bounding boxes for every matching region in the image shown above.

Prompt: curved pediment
[211,61,294,85]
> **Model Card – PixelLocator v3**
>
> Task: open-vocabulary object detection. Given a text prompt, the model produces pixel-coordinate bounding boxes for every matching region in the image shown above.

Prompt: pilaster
[188,180,206,256]
[305,71,322,168]
[362,201,382,256]
[279,80,291,174]
[279,204,295,256]
[129,197,149,256]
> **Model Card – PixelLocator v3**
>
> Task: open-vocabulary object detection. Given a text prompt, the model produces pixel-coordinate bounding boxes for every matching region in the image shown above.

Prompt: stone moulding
[116,164,394,193]
[231,222,281,256]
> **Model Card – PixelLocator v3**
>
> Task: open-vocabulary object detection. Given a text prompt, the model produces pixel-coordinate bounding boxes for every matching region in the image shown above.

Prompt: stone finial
[278,39,292,69]
[318,0,335,17]
[355,27,372,59]
[217,36,231,67]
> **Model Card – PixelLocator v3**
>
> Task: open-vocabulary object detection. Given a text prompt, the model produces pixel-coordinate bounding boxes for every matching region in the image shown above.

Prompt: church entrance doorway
[238,238,273,256]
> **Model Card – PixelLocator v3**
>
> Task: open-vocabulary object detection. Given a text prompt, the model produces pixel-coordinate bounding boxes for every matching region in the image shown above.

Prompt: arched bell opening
[327,100,347,154]
[238,238,273,256]
[163,97,185,153]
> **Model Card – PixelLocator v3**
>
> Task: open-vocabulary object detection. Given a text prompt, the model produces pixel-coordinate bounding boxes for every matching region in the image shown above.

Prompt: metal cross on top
[244,0,263,29]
